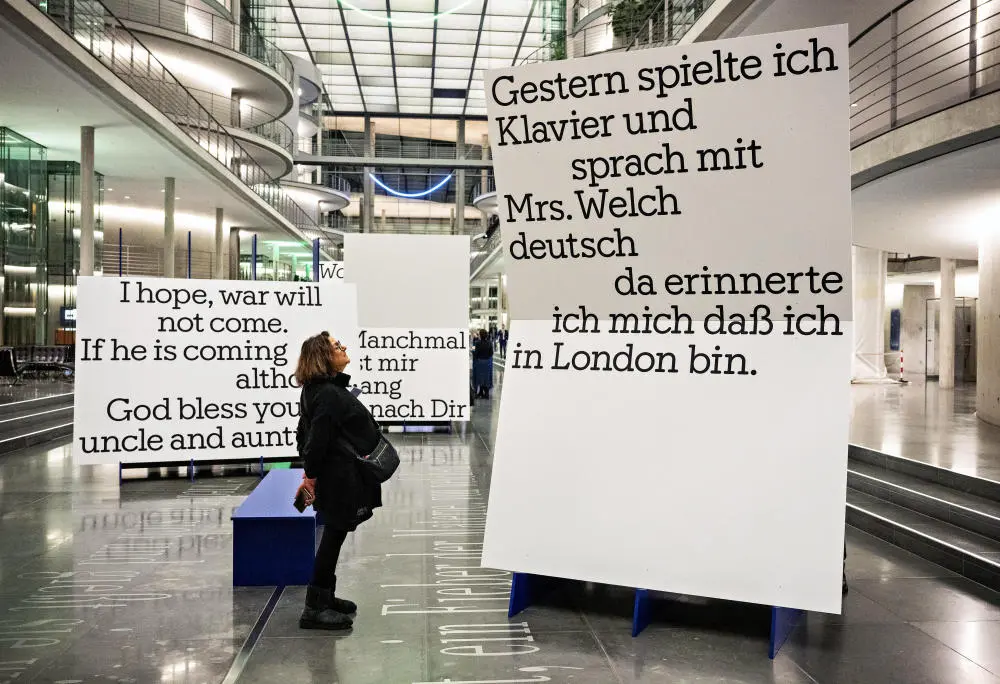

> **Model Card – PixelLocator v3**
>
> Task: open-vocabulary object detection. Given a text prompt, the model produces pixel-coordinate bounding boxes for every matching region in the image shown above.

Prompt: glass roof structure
[263,0,556,116]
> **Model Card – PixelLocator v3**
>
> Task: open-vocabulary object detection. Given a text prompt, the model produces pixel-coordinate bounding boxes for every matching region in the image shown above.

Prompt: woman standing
[294,331,383,631]
[472,329,494,399]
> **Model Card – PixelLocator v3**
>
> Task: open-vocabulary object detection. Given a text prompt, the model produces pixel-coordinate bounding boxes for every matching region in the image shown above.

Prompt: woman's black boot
[300,585,353,631]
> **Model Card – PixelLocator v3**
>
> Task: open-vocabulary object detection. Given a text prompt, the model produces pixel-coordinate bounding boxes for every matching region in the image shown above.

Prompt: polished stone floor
[0,387,999,682]
[851,380,1000,480]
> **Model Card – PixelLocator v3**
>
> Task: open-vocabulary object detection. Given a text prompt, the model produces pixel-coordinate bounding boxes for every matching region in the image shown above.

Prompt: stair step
[0,392,74,417]
[0,418,73,455]
[849,443,1000,500]
[847,498,1000,592]
[848,465,1000,542]
[0,392,75,456]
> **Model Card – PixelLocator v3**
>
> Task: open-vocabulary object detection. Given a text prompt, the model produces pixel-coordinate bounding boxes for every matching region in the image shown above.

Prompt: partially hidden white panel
[343,233,470,328]
[343,234,472,422]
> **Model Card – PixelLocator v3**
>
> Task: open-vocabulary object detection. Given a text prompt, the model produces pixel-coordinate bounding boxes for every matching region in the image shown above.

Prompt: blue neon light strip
[369,172,453,198]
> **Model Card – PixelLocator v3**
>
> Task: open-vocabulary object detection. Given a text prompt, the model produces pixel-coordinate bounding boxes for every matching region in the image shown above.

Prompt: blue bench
[232,468,315,586]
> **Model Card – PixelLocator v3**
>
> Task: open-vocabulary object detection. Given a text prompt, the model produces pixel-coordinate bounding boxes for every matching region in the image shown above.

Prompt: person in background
[294,331,383,631]
[472,328,494,399]
[499,328,508,358]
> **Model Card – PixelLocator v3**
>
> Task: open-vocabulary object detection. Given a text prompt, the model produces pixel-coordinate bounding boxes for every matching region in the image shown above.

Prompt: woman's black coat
[296,373,382,531]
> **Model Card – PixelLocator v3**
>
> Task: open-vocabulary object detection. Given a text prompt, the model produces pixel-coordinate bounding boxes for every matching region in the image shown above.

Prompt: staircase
[0,393,74,455]
[847,444,1000,591]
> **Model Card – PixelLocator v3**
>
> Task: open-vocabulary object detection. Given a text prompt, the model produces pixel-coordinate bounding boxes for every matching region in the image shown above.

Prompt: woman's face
[330,337,350,373]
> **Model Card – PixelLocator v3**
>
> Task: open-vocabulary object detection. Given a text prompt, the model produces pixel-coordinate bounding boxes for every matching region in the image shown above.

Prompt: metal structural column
[214,208,224,279]
[80,126,95,276]
[939,257,956,389]
[455,119,466,236]
[163,177,176,277]
[228,227,241,279]
[363,115,374,233]
[566,0,576,58]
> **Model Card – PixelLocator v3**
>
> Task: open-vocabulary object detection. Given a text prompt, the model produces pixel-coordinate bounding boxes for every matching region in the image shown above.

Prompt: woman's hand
[297,475,317,507]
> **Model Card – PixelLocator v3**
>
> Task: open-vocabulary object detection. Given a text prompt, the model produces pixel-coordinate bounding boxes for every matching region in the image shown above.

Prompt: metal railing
[470,226,502,276]
[101,0,293,82]
[100,242,216,278]
[471,172,496,199]
[314,138,483,160]
[160,84,293,153]
[321,173,352,195]
[849,0,1000,145]
[520,0,711,64]
[34,0,323,237]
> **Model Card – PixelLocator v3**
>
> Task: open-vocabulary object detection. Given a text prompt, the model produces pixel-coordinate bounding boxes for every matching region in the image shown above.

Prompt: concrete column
[902,284,935,379]
[939,257,956,389]
[272,244,281,281]
[228,227,240,280]
[230,90,242,127]
[214,208,224,279]
[80,126,95,277]
[480,133,489,193]
[851,246,888,380]
[363,115,374,233]
[163,177,176,277]
[978,230,1000,425]
[379,208,386,233]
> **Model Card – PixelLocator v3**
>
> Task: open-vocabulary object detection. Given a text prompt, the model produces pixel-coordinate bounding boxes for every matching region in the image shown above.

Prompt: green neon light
[336,0,475,25]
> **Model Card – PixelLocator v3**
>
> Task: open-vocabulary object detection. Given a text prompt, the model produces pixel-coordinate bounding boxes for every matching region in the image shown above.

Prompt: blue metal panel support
[769,606,804,659]
[251,234,258,281]
[632,589,651,637]
[312,239,320,282]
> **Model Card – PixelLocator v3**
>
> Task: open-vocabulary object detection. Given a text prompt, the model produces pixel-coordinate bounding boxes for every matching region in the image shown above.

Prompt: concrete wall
[902,284,935,379]
[721,0,900,40]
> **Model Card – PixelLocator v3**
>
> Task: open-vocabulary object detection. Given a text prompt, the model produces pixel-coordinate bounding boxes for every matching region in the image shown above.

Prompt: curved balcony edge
[119,20,294,115]
[472,191,497,213]
[852,89,1000,190]
[281,180,351,212]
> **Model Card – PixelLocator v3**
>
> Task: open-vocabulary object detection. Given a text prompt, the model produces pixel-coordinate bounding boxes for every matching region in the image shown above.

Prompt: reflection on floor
[852,381,1000,480]
[0,390,998,682]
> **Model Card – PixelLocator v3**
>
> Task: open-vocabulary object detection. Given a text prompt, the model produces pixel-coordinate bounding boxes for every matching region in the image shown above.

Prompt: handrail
[160,84,294,152]
[847,0,1000,146]
[101,0,293,82]
[321,173,352,195]
[315,138,481,160]
[471,173,496,199]
[31,0,323,243]
[520,1,714,64]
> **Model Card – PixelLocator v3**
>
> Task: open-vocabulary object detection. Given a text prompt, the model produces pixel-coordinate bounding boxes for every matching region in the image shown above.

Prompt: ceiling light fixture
[336,0,475,25]
[369,172,453,198]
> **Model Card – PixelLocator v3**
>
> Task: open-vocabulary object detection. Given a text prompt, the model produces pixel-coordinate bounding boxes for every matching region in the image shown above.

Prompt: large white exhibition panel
[481,26,852,613]
[343,234,471,422]
[73,277,358,465]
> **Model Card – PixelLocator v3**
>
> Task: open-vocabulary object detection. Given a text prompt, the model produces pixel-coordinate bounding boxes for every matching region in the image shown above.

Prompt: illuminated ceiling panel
[262,0,555,114]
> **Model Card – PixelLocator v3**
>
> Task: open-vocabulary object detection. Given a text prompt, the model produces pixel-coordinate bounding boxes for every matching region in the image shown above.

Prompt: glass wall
[47,161,104,345]
[0,128,47,347]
